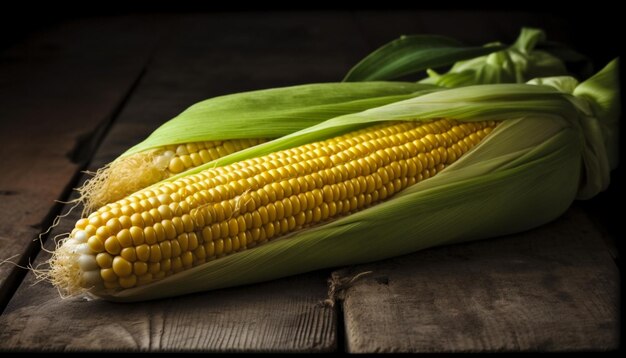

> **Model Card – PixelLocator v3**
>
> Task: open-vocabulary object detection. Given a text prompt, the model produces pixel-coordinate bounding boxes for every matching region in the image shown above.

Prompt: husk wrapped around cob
[49,59,619,302]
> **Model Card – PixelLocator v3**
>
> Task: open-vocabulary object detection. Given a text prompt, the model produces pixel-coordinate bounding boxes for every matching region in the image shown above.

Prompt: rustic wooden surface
[0,12,620,352]
[0,201,335,352]
[339,207,619,352]
[0,16,161,308]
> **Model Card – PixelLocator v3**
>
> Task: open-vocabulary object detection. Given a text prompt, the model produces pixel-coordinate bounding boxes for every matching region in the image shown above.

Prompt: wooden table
[0,12,619,352]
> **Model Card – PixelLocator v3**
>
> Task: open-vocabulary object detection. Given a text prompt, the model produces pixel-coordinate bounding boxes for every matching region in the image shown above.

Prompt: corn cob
[48,59,618,302]
[52,118,498,293]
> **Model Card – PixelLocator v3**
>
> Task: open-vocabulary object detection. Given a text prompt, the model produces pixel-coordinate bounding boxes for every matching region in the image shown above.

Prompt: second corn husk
[79,82,440,213]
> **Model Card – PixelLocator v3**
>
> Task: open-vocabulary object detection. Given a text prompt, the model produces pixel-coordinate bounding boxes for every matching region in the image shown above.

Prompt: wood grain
[0,16,162,305]
[0,204,335,352]
[0,13,369,352]
[339,207,619,352]
[0,12,619,353]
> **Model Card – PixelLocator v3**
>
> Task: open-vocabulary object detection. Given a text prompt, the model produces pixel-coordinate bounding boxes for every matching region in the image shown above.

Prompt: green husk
[420,28,568,87]
[96,59,619,302]
[342,35,505,82]
[121,82,440,157]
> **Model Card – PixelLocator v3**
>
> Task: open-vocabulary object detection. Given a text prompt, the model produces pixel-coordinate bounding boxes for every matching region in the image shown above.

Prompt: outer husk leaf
[121,82,440,157]
[98,61,619,302]
[420,28,568,87]
[342,35,505,82]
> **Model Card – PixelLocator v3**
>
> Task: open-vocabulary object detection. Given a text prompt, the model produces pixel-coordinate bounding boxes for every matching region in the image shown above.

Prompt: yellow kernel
[100,268,117,282]
[279,218,288,233]
[172,257,183,273]
[313,207,322,222]
[149,244,162,262]
[224,237,232,254]
[115,215,130,229]
[104,236,121,255]
[181,214,194,233]
[119,275,137,289]
[161,258,172,272]
[205,241,215,257]
[199,149,211,162]
[322,185,333,202]
[134,262,148,276]
[88,216,102,227]
[149,208,162,222]
[265,222,275,239]
[258,206,269,225]
[267,203,278,222]
[96,253,113,268]
[290,195,301,214]
[105,218,122,235]
[160,241,172,259]
[158,205,172,220]
[201,226,213,242]
[143,227,157,245]
[168,157,185,173]
[171,239,181,257]
[218,221,228,239]
[295,211,306,226]
[181,251,193,267]
[194,245,206,260]
[87,236,104,253]
[129,213,142,227]
[153,222,166,242]
[112,256,132,277]
[177,234,189,252]
[75,218,89,230]
[190,152,203,166]
[228,218,239,237]
[162,220,177,240]
[83,225,97,237]
[251,211,262,228]
[116,229,132,248]
[121,247,137,262]
[136,244,150,262]
[148,262,161,275]
[215,239,224,256]
[128,226,144,245]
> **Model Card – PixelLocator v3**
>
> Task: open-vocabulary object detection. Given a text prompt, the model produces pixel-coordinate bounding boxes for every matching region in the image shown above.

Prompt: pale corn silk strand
[47,118,498,296]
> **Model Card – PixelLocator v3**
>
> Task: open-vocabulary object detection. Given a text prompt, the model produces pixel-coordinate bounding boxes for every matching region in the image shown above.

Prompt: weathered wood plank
[0,13,369,351]
[0,16,163,307]
[340,207,619,352]
[0,201,335,352]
